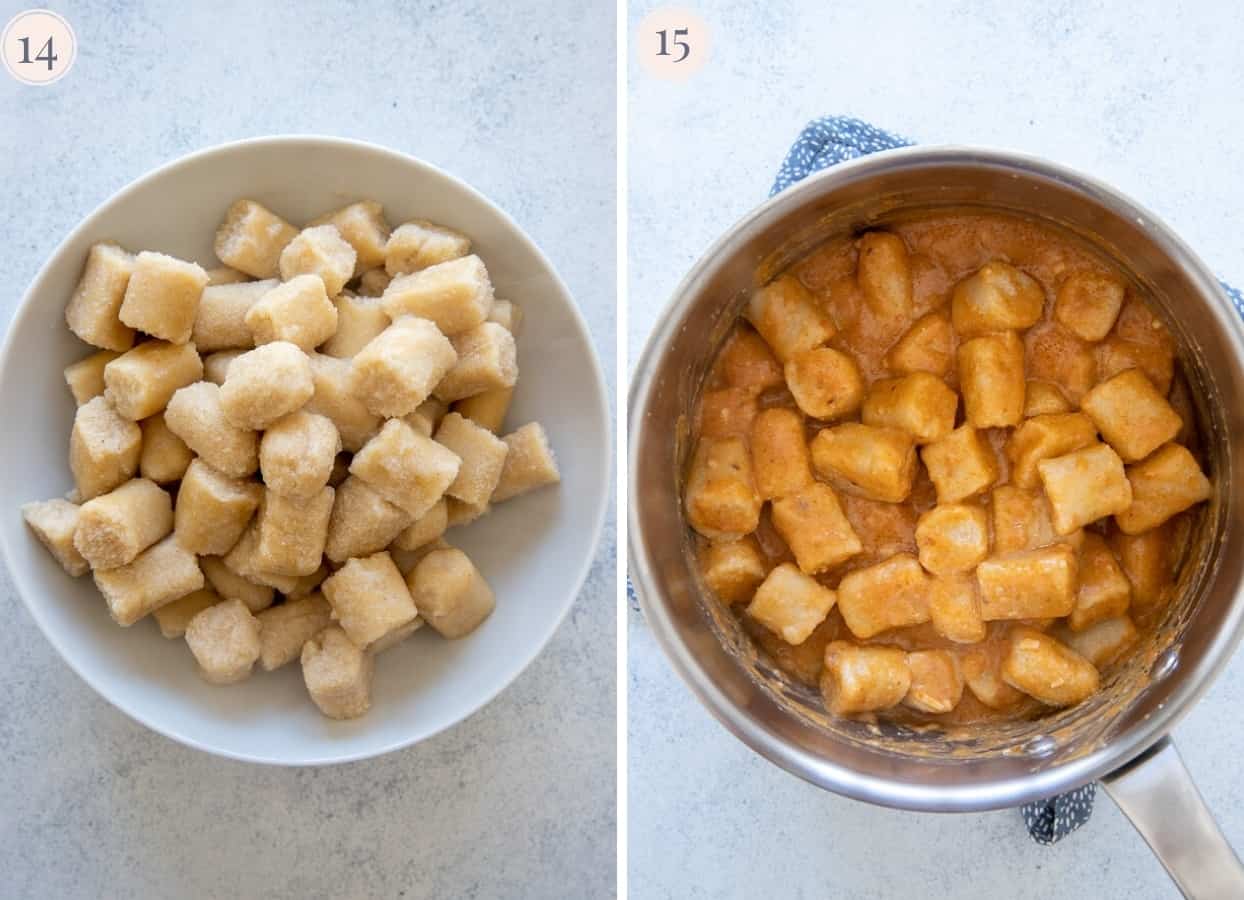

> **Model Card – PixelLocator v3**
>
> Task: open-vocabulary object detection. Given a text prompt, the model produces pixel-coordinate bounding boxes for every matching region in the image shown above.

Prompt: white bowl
[0,136,610,765]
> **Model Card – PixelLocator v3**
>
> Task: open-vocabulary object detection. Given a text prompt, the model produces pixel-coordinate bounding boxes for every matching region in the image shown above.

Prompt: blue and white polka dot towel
[772,114,1241,844]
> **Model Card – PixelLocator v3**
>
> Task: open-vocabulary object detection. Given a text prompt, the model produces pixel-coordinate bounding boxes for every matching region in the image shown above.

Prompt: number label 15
[655,27,690,63]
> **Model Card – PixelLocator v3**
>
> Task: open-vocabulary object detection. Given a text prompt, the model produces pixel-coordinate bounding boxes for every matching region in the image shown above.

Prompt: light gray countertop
[0,2,616,898]
[627,1,1244,897]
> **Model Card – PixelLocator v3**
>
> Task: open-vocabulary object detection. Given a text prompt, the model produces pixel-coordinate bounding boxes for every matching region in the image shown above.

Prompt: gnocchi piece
[920,425,998,504]
[915,504,989,575]
[1070,533,1131,632]
[837,553,931,639]
[94,535,204,626]
[1005,412,1098,489]
[368,617,425,654]
[718,327,784,393]
[164,381,259,478]
[118,251,208,344]
[1002,626,1100,707]
[21,498,90,577]
[856,231,912,321]
[1023,380,1072,417]
[254,486,335,577]
[820,642,911,715]
[1081,368,1182,463]
[299,629,370,721]
[350,317,458,417]
[684,436,762,540]
[256,592,333,671]
[958,331,1025,428]
[698,387,757,439]
[301,626,374,720]
[205,266,250,286]
[391,497,450,552]
[65,242,137,351]
[903,649,964,714]
[351,418,461,518]
[783,346,864,420]
[977,544,1078,621]
[771,482,863,575]
[304,352,382,452]
[381,254,494,334]
[490,423,561,502]
[1055,272,1126,341]
[433,322,518,403]
[750,407,813,500]
[406,547,496,638]
[202,350,242,386]
[486,299,522,335]
[308,200,390,273]
[1037,442,1132,534]
[446,497,489,528]
[860,372,958,444]
[1115,443,1211,534]
[1027,321,1098,403]
[152,588,220,639]
[322,551,419,648]
[950,261,1044,336]
[406,397,450,438]
[213,199,298,279]
[138,414,194,484]
[103,340,204,421]
[69,396,142,501]
[701,538,767,605]
[321,292,388,358]
[173,459,262,556]
[258,410,341,499]
[1097,335,1174,396]
[746,275,836,362]
[64,349,121,405]
[384,219,471,276]
[244,274,338,351]
[884,311,954,377]
[454,387,514,433]
[219,341,315,431]
[278,224,357,297]
[221,524,300,595]
[809,423,916,503]
[74,478,172,570]
[746,562,837,645]
[200,554,274,614]
[435,413,510,507]
[1062,616,1139,668]
[192,279,278,352]
[1110,525,1174,609]
[928,574,986,644]
[989,485,1070,555]
[324,476,413,563]
[185,598,261,684]
[961,647,1025,710]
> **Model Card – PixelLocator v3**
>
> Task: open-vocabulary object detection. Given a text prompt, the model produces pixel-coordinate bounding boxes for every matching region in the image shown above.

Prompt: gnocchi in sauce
[686,211,1211,724]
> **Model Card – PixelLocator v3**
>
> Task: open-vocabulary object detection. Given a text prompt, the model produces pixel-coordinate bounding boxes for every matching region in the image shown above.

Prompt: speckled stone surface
[0,2,615,898]
[628,2,1244,897]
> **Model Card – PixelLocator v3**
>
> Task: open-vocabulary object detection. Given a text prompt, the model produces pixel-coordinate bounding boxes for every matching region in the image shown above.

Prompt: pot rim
[627,143,1244,811]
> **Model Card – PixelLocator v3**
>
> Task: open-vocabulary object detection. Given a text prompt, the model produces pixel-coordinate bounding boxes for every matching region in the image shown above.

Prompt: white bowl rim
[0,134,612,765]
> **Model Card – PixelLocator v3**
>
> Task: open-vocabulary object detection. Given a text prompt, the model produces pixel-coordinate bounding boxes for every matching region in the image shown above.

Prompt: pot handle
[1100,736,1244,899]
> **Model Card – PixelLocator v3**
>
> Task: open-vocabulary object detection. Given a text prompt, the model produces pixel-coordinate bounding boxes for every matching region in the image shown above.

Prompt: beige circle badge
[636,7,711,81]
[3,9,76,86]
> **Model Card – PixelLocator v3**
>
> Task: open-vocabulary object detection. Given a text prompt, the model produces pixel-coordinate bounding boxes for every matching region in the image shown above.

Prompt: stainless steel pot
[628,146,1244,898]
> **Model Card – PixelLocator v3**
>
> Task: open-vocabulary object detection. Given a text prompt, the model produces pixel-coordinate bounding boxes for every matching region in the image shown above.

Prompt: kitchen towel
[771,113,1241,844]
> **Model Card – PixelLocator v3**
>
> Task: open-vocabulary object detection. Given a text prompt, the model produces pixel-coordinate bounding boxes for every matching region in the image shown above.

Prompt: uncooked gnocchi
[28,197,562,720]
